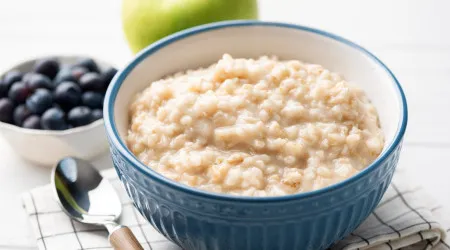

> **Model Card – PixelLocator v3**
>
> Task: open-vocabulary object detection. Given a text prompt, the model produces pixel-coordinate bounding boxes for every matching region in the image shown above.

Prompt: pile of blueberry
[0,58,117,130]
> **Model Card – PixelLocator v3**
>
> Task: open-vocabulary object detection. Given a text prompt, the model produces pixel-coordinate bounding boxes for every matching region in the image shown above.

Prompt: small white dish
[0,56,114,166]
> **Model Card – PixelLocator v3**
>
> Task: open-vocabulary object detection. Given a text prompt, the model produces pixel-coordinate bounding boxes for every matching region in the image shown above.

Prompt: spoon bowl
[51,157,143,250]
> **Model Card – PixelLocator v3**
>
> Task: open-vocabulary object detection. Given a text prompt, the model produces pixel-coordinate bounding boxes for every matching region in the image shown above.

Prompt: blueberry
[41,107,68,130]
[71,66,89,82]
[74,58,99,73]
[33,58,60,79]
[8,82,30,104]
[13,104,32,126]
[81,91,103,109]
[22,72,36,83]
[0,98,14,123]
[0,79,11,98]
[101,67,118,89]
[22,115,41,129]
[3,71,23,85]
[26,88,53,114]
[91,109,103,121]
[68,106,92,127]
[26,73,53,91]
[79,72,104,91]
[1,71,22,97]
[54,67,76,85]
[54,81,82,110]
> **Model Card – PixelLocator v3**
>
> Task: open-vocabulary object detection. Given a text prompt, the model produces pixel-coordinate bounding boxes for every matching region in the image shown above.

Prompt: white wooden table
[0,0,449,249]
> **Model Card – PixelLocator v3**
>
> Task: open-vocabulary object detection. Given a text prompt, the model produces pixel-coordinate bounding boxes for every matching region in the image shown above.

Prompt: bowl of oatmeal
[104,21,407,250]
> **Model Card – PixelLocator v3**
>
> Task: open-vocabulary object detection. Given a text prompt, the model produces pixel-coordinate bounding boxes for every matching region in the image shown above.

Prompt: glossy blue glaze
[104,21,407,250]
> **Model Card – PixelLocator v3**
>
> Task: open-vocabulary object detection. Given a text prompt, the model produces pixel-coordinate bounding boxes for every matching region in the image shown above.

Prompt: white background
[0,0,449,249]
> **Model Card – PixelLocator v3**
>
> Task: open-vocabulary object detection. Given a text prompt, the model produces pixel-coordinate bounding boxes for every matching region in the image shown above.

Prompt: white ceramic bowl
[0,56,113,166]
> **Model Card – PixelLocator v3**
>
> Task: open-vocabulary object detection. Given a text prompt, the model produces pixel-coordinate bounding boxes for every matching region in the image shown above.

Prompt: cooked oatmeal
[127,54,384,197]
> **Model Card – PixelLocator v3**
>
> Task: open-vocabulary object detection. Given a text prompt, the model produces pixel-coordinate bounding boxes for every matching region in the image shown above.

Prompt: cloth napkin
[22,168,450,250]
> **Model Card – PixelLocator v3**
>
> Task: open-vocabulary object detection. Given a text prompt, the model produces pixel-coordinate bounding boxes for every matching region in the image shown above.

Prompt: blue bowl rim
[104,20,408,203]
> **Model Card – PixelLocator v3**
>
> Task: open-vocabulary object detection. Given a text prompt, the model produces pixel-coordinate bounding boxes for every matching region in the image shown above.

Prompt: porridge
[127,54,384,197]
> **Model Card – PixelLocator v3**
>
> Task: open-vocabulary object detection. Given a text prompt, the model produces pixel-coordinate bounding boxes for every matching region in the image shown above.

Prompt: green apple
[122,0,258,54]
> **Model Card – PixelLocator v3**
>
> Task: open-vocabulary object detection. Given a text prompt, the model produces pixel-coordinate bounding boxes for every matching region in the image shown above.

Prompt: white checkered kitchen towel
[22,168,450,250]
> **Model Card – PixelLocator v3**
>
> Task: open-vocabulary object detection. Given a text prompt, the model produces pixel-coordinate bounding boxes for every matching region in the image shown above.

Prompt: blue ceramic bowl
[104,21,407,250]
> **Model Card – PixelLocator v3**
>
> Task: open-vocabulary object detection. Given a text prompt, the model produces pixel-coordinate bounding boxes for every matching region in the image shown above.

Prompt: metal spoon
[51,157,143,250]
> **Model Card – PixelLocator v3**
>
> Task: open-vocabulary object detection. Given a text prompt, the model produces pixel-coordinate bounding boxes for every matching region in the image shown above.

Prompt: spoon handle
[109,226,144,250]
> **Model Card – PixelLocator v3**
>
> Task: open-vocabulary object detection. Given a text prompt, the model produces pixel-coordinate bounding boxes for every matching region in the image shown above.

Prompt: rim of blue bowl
[104,20,408,203]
